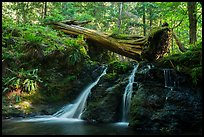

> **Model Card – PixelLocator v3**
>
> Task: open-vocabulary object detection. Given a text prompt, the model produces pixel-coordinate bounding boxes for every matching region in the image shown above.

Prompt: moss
[108,60,132,74]
[190,66,202,86]
[103,72,117,82]
[109,33,130,39]
[158,42,202,87]
[62,75,77,83]
[2,22,100,118]
[141,26,170,61]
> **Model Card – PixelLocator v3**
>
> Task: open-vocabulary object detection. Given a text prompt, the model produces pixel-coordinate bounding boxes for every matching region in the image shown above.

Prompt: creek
[2,66,141,135]
[2,63,202,135]
[2,118,142,135]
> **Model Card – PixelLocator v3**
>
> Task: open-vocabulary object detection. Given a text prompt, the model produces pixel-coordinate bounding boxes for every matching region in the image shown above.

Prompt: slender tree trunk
[159,14,162,26]
[42,2,47,19]
[170,17,173,55]
[117,2,123,34]
[149,7,152,31]
[41,2,44,19]
[187,2,197,44]
[44,2,47,19]
[142,2,146,36]
[171,28,174,55]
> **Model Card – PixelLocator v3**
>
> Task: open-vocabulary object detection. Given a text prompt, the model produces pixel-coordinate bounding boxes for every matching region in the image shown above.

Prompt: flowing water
[52,67,107,119]
[2,65,148,135]
[163,69,175,90]
[122,64,139,122]
[2,118,141,135]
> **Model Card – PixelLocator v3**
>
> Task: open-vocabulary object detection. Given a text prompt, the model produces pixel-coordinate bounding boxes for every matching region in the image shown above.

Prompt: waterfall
[163,69,175,90]
[122,64,139,122]
[53,67,107,119]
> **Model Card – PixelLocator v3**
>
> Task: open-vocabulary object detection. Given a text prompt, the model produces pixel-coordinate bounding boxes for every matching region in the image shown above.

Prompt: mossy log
[51,22,143,61]
[48,20,186,61]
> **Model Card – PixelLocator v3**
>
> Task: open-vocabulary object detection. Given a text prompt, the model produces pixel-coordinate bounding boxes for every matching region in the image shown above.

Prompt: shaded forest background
[3,2,202,48]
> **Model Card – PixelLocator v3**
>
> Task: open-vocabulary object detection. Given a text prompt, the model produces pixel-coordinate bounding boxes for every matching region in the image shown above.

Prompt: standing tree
[44,2,47,19]
[187,2,197,44]
[142,2,146,36]
[117,2,123,34]
[149,5,153,30]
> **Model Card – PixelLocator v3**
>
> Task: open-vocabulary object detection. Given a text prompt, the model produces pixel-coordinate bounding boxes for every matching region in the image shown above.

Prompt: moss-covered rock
[107,60,133,74]
[157,42,202,87]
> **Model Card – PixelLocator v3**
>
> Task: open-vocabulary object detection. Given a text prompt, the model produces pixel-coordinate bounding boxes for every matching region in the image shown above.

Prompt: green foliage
[3,68,42,94]
[64,75,77,82]
[2,2,202,46]
[23,79,38,93]
[160,42,202,86]
[3,76,21,92]
[75,13,93,21]
[66,35,89,66]
[190,66,202,86]
[44,11,65,23]
[2,47,21,61]
[69,47,82,66]
[108,61,131,74]
[23,33,42,44]
[104,72,117,81]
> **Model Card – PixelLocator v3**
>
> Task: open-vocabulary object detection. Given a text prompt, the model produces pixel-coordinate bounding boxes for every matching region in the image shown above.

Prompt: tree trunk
[117,2,123,34]
[52,22,143,61]
[44,2,47,19]
[48,21,186,62]
[149,7,152,30]
[187,2,197,44]
[142,2,146,36]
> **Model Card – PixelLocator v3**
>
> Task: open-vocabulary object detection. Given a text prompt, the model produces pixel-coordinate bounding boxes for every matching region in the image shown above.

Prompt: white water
[163,69,174,90]
[53,67,107,119]
[122,64,139,122]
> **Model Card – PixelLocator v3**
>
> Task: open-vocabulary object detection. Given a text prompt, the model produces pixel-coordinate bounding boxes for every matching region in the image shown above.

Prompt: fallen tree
[47,20,187,62]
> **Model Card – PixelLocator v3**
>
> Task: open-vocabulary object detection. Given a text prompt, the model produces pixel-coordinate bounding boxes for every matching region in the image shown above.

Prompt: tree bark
[187,2,197,44]
[44,2,47,19]
[142,2,146,36]
[149,7,152,30]
[117,2,123,34]
[48,21,186,62]
[52,22,143,61]
[172,30,187,52]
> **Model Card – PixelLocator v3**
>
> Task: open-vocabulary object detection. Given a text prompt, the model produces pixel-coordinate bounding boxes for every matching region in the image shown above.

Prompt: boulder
[129,64,202,134]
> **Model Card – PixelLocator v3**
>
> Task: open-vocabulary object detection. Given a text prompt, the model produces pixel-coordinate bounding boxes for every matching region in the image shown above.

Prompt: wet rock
[81,68,132,122]
[82,80,125,122]
[128,63,202,134]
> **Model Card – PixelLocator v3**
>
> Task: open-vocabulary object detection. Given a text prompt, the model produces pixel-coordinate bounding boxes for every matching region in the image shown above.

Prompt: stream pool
[2,117,143,135]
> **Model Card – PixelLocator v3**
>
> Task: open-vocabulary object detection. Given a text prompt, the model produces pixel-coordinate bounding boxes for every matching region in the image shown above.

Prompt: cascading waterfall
[53,67,107,119]
[122,64,139,122]
[163,69,175,90]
